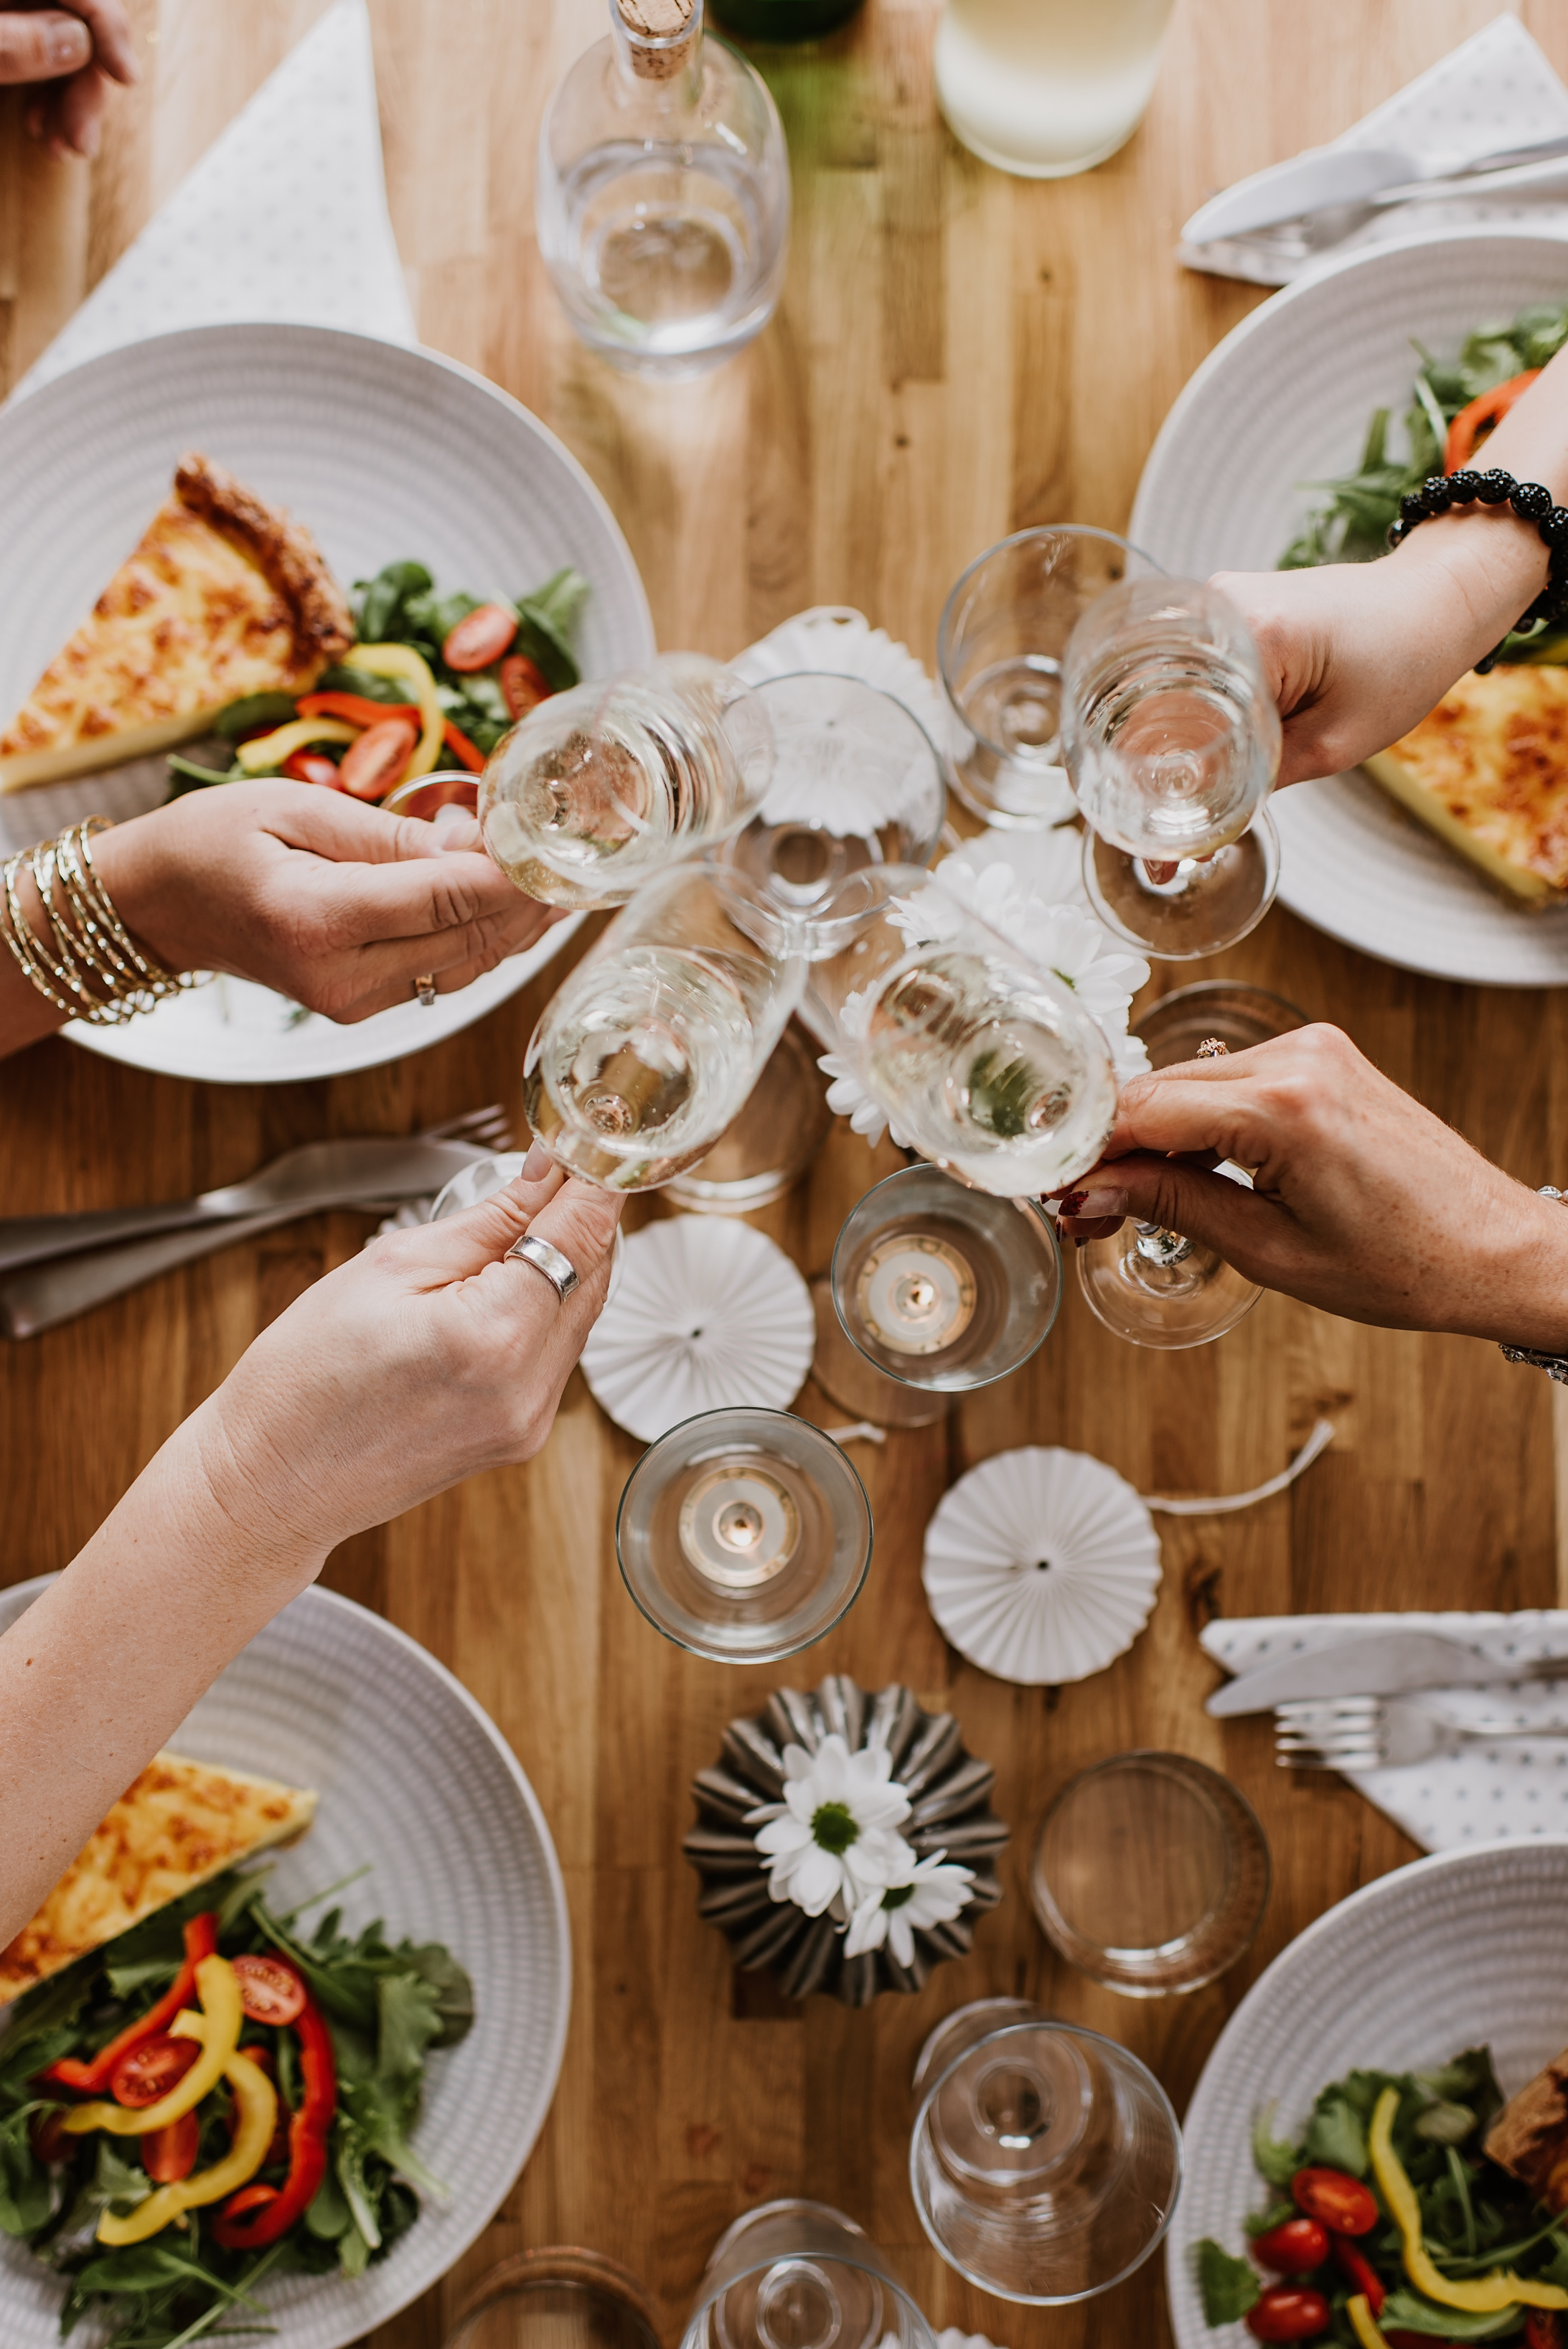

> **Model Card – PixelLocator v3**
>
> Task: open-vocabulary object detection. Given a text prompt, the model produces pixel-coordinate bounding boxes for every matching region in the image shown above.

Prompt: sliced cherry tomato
[1333,2234,1385,2315]
[281,750,344,788]
[141,2109,201,2183]
[443,602,518,672]
[232,1955,306,2027]
[1253,2216,1329,2276]
[499,652,550,720]
[1445,368,1541,472]
[1292,2167,1377,2236]
[111,2032,200,2109]
[1244,2286,1331,2343]
[337,716,418,802]
[29,2108,72,2165]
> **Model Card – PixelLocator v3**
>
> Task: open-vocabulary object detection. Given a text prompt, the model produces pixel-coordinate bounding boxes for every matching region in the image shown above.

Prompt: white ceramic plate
[1167,1839,1568,2348]
[1130,228,1568,988]
[0,323,654,1078]
[0,1576,571,2349]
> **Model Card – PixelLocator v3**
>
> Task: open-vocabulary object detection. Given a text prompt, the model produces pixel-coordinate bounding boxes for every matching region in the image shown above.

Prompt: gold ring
[415,974,436,1008]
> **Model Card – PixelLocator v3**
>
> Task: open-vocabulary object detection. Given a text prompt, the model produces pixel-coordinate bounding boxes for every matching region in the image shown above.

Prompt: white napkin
[11,0,413,403]
[1181,15,1568,288]
[1202,1611,1568,1852]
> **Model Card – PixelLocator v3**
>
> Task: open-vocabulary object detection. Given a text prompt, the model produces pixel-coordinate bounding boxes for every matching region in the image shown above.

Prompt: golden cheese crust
[0,451,353,792]
[0,1753,316,2005]
[1363,664,1568,902]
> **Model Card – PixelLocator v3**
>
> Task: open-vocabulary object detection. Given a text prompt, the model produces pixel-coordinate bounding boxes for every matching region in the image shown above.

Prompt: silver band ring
[506,1232,579,1300]
[415,974,436,1008]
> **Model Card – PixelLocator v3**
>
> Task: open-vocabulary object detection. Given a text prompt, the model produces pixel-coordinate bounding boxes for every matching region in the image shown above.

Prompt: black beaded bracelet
[1386,469,1568,672]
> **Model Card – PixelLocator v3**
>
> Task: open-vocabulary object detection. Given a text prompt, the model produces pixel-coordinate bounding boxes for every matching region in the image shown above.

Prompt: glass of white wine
[480,654,774,908]
[1062,576,1282,960]
[523,861,804,1191]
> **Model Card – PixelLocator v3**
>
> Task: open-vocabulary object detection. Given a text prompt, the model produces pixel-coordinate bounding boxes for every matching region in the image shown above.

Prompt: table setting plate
[1166,1838,1568,2346]
[0,322,655,1080]
[0,1575,571,2349]
[1130,227,1568,988]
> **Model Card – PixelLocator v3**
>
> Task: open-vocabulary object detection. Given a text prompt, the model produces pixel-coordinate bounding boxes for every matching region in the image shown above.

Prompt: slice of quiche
[1363,663,1568,904]
[0,452,354,794]
[0,1752,316,2005]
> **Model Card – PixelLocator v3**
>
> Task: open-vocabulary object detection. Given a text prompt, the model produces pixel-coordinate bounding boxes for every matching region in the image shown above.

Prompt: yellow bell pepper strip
[343,642,443,777]
[1346,2295,1386,2348]
[235,716,358,775]
[1369,2086,1568,2314]
[96,2048,277,2246]
[61,1955,243,2139]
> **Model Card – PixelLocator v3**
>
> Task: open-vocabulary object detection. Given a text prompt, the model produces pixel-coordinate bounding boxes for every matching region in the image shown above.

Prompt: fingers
[69,0,136,80]
[261,783,484,873]
[301,891,557,1022]
[1061,1153,1280,1270]
[0,11,92,83]
[49,55,105,153]
[1097,1026,1367,1171]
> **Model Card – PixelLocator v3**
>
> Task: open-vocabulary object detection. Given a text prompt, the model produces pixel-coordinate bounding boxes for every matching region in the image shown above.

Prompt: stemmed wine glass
[682,2201,936,2349]
[1062,576,1282,960]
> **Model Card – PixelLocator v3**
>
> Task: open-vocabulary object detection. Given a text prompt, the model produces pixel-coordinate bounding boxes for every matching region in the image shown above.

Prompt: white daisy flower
[746,1733,914,1917]
[842,1847,977,1968]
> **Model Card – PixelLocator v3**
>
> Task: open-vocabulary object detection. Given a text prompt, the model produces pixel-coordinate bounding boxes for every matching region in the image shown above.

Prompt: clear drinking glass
[480,655,773,909]
[935,0,1175,180]
[1134,978,1308,1067]
[428,1153,626,1298]
[938,527,1158,828]
[523,863,804,1192]
[1030,1751,1270,1995]
[617,1409,871,1661]
[444,2249,661,2349]
[807,870,1118,1197]
[664,1022,832,1213]
[909,2000,1181,2303]
[1062,576,1283,960]
[537,0,790,379]
[682,2200,936,2349]
[719,673,947,951]
[380,767,481,822]
[830,1164,1061,1392]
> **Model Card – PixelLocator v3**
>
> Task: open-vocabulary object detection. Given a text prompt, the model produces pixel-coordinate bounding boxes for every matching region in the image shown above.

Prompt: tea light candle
[854,1232,977,1356]
[678,1460,800,1588]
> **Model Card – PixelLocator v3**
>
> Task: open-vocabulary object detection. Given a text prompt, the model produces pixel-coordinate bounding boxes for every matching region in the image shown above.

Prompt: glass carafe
[537,0,790,378]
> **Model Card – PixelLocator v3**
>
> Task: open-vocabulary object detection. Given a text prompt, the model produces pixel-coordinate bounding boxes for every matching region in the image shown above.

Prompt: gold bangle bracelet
[0,819,199,1026]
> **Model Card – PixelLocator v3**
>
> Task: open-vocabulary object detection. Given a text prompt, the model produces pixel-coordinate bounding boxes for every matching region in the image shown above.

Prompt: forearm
[0,1397,324,1946]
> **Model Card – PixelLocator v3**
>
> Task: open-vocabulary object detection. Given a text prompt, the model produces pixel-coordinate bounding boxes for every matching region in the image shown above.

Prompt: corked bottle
[536,0,790,378]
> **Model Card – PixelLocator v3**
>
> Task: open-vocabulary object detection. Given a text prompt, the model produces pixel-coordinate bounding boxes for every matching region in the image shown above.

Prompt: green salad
[1195,2048,1568,2344]
[0,1866,473,2349]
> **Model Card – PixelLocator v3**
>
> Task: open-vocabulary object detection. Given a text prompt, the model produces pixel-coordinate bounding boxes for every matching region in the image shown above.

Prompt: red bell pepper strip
[1335,2233,1386,2317]
[1445,369,1541,472]
[295,692,422,729]
[441,719,486,774]
[209,1966,336,2249]
[40,1913,218,2094]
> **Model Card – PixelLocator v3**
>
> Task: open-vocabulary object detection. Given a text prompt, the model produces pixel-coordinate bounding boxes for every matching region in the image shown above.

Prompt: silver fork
[1275,1694,1568,1771]
[0,1107,512,1339]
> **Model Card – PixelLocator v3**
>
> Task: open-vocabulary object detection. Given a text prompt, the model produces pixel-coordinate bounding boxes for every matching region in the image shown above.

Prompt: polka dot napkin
[1202,1611,1568,1852]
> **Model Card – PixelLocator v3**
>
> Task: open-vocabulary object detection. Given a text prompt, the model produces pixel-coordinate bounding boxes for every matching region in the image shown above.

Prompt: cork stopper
[616,0,699,82]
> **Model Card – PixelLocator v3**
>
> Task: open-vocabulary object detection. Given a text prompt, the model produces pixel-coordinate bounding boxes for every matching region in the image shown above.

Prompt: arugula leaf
[212,691,300,741]
[317,663,414,706]
[0,2105,53,2236]
[1252,2104,1302,2188]
[1303,2083,1371,2177]
[1196,2238,1261,2325]
[1244,2199,1296,2238]
[355,559,433,644]
[515,566,588,692]
[376,1971,443,2084]
[1379,2291,1524,2339]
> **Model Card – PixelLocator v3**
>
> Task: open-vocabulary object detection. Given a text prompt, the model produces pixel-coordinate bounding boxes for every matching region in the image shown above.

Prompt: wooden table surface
[5,1,1568,2342]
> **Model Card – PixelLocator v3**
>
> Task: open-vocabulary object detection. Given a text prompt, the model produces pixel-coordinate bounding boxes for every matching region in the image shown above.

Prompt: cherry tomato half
[232,1954,306,2027]
[443,602,518,672]
[1292,2167,1378,2236]
[499,652,550,720]
[1244,2286,1331,2343]
[111,2032,200,2109]
[141,2109,201,2183]
[338,716,419,802]
[1253,2217,1329,2276]
[281,750,344,789]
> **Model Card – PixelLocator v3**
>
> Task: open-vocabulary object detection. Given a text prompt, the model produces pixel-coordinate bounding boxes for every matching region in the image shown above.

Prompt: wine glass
[1062,576,1282,960]
[939,527,1160,827]
[428,1152,624,1297]
[480,655,774,907]
[616,1408,871,1661]
[682,2200,936,2349]
[1134,977,1307,1066]
[523,862,805,1192]
[830,1163,1061,1392]
[381,767,481,822]
[444,2249,661,2349]
[909,1999,1181,2303]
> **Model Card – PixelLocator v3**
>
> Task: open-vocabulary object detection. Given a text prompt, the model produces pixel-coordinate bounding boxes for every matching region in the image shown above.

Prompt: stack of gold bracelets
[0,817,199,1026]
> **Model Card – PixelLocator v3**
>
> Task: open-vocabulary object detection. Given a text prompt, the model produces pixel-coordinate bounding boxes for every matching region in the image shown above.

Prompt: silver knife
[1183,131,1568,246]
[1207,1629,1568,1717]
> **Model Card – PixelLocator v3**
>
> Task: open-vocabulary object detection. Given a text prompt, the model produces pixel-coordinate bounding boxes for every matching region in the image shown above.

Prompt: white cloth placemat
[1203,1610,1568,1851]
[1182,15,1568,286]
[11,0,413,403]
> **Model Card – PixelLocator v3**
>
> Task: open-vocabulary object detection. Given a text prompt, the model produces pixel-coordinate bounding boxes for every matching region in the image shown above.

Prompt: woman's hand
[1,1,137,159]
[1053,1024,1568,1346]
[93,781,565,1021]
